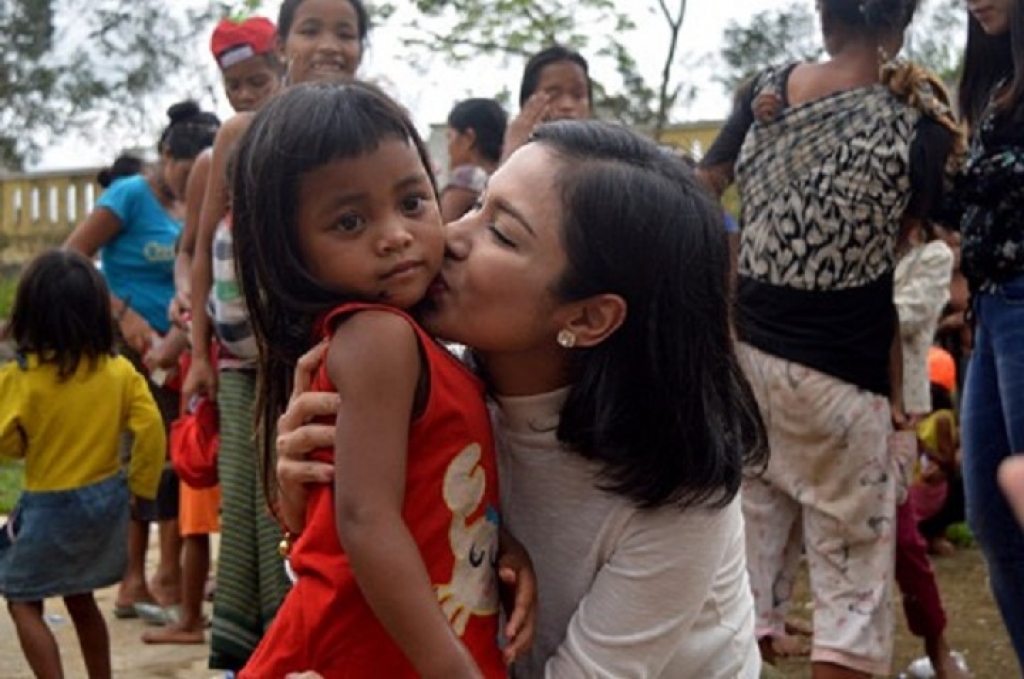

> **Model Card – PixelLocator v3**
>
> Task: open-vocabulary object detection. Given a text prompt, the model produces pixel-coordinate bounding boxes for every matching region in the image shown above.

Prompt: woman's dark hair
[959,8,1023,128]
[3,249,114,379]
[447,98,508,165]
[531,120,768,509]
[97,154,144,189]
[231,80,436,504]
[518,44,593,108]
[157,101,220,160]
[819,0,919,36]
[278,0,370,47]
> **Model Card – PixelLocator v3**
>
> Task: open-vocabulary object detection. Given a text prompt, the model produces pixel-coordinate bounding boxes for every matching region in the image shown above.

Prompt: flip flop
[134,602,182,626]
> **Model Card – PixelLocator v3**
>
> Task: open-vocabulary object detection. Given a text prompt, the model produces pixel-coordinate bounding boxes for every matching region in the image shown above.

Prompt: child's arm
[327,312,484,679]
[144,326,189,372]
[171,150,212,326]
[123,364,167,499]
[0,366,27,460]
[188,115,250,400]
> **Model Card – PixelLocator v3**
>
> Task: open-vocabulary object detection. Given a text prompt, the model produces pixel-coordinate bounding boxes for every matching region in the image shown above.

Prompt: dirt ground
[0,537,1017,678]
[774,546,1018,678]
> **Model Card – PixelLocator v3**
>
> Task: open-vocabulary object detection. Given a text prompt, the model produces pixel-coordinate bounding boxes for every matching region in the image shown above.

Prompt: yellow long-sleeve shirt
[0,353,165,499]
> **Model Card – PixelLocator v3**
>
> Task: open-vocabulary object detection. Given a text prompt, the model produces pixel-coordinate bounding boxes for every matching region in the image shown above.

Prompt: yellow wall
[0,169,100,264]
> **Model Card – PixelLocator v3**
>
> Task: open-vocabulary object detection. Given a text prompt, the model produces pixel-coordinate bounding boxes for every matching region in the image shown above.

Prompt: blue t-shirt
[97,175,180,334]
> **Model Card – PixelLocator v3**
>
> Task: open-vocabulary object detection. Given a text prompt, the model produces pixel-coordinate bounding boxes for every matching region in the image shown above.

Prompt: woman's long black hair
[959,4,1023,128]
[532,121,768,509]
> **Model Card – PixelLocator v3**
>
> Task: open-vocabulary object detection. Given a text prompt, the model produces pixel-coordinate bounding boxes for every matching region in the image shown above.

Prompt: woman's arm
[327,311,483,679]
[543,502,748,678]
[65,205,154,353]
[696,78,757,199]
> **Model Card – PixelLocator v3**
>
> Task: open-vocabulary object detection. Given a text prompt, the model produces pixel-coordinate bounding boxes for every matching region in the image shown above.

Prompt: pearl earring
[557,330,577,349]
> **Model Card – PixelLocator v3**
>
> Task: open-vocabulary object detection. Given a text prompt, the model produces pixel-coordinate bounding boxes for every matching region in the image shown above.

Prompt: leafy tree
[906,0,966,84]
[0,0,225,170]
[386,0,672,129]
[715,1,822,94]
[715,0,967,96]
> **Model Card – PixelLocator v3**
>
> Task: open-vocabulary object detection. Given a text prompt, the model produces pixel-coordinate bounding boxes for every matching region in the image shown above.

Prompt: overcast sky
[34,0,952,170]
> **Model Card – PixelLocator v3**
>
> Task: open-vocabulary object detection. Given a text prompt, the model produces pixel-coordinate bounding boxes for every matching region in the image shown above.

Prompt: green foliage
[715,0,967,96]
[716,1,822,94]
[0,274,16,319]
[0,0,224,170]
[0,462,21,515]
[389,0,667,127]
[907,0,967,85]
[946,521,975,548]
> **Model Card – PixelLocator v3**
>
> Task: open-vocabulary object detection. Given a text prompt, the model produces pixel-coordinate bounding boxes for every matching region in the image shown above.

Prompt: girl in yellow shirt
[0,249,165,679]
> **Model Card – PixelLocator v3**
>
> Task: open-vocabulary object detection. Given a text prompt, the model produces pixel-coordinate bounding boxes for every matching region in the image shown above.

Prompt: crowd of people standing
[1,0,1023,678]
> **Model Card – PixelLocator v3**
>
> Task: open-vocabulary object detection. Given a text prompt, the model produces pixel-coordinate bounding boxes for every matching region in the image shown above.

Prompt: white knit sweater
[493,388,761,679]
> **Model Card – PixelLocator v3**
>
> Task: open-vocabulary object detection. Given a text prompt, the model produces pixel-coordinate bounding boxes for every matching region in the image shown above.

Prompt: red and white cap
[210,16,276,70]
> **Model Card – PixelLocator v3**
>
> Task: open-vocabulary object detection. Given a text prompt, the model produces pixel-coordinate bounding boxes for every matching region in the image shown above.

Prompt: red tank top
[241,303,504,678]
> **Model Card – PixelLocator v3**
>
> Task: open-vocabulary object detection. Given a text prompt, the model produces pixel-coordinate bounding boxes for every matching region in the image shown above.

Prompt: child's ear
[559,294,626,348]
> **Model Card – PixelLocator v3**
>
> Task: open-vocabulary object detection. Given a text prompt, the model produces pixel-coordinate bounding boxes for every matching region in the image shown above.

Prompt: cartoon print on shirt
[436,442,499,635]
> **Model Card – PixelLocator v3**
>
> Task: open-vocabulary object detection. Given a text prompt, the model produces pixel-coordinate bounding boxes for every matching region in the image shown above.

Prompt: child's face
[221,56,282,113]
[281,0,363,84]
[296,138,443,309]
[535,60,590,122]
[422,142,571,355]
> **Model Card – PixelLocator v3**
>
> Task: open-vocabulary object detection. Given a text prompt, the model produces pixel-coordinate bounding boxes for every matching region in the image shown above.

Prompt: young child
[0,249,166,679]
[231,81,507,678]
[142,12,284,647]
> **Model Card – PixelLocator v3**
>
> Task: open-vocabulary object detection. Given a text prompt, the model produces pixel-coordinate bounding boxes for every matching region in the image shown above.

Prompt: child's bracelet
[278,530,295,558]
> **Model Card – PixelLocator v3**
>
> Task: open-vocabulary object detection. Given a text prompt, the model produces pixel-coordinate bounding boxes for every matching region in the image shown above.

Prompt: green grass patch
[0,274,16,319]
[947,521,975,548]
[0,461,23,514]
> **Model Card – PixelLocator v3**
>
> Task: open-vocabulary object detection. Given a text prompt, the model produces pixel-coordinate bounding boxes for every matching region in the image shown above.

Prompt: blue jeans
[961,274,1024,668]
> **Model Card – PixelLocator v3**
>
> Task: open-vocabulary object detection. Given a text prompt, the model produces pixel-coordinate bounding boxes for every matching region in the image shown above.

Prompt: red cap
[928,345,957,394]
[210,17,277,70]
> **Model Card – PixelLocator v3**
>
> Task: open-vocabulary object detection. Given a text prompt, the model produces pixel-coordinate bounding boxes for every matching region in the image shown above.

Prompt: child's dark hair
[231,79,436,503]
[447,98,508,165]
[531,120,768,509]
[97,154,143,189]
[959,5,1024,127]
[278,0,370,47]
[157,101,220,160]
[3,249,114,379]
[931,381,955,412]
[518,45,593,108]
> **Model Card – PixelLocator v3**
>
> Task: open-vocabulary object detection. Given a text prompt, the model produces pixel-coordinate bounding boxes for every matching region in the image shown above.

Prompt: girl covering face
[231,80,511,679]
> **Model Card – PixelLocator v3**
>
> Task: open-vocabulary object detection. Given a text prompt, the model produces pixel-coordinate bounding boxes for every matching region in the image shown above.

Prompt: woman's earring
[557,330,577,349]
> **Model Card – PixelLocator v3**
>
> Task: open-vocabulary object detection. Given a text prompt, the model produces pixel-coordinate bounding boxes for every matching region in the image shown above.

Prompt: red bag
[170,396,220,489]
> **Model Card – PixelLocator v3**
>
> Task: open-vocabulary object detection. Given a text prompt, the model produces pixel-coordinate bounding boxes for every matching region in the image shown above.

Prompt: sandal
[134,602,182,626]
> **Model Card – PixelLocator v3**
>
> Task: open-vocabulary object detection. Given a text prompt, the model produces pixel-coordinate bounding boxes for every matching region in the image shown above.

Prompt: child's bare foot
[928,536,957,557]
[141,622,205,645]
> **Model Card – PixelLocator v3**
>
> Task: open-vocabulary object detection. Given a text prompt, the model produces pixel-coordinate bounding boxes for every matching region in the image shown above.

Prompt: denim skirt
[0,473,129,601]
